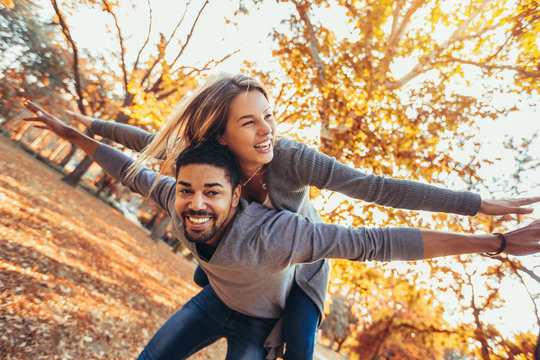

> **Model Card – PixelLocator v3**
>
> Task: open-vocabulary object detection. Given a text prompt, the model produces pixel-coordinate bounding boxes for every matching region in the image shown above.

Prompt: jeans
[137,285,277,360]
[193,266,320,360]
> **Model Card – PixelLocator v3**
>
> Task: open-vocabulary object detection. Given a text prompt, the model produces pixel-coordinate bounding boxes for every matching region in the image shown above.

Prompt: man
[23,101,540,360]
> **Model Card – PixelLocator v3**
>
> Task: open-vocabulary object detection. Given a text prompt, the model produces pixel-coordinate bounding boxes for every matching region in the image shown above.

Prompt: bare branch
[389,0,404,42]
[102,0,128,93]
[291,0,326,86]
[156,87,178,100]
[381,0,425,76]
[140,1,190,86]
[170,0,210,68]
[133,0,153,72]
[50,0,87,115]
[508,260,540,326]
[388,0,496,90]
[447,56,540,78]
[171,50,240,77]
[290,0,331,138]
[390,0,425,47]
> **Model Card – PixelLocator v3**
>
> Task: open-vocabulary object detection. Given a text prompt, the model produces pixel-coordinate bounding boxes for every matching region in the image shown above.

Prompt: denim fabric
[283,282,320,360]
[138,285,277,360]
[193,264,210,288]
[193,266,319,360]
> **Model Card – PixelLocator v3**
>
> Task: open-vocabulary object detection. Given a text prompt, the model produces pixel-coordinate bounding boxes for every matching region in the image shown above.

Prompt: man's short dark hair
[175,141,240,189]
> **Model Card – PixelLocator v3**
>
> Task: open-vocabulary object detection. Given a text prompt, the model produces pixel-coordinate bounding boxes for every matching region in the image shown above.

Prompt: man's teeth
[255,140,271,149]
[189,217,210,224]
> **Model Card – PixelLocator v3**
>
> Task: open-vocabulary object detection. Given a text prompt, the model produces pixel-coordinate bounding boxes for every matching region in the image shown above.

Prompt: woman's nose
[258,119,272,135]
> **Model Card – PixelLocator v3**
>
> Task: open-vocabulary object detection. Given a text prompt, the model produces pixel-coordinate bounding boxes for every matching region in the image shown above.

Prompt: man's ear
[231,185,241,207]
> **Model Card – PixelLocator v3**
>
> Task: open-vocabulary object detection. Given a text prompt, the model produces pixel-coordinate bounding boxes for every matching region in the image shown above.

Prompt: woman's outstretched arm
[277,139,540,217]
[66,110,160,156]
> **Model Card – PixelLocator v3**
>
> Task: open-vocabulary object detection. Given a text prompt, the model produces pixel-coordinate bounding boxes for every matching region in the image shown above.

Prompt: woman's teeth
[255,139,271,150]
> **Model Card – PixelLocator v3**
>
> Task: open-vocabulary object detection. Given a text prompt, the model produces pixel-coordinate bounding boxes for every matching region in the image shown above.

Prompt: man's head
[174,141,241,247]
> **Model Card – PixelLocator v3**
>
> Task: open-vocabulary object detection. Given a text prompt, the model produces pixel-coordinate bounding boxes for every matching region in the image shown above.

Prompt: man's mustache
[182,210,217,219]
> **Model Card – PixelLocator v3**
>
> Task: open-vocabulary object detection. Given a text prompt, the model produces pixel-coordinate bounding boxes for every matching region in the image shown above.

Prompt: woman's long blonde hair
[127,73,270,189]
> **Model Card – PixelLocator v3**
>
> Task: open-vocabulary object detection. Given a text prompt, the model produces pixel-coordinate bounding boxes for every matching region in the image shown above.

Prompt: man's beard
[182,209,221,244]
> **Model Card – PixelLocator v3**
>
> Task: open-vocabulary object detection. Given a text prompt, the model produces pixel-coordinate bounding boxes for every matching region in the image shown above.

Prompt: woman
[67,73,538,359]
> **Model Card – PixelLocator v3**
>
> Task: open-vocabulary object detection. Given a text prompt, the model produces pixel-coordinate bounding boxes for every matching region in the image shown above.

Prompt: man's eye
[207,191,220,196]
[178,189,192,194]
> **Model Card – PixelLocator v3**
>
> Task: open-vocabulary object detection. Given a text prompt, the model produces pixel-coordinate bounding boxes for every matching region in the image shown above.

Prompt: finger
[514,196,540,206]
[23,100,43,113]
[512,207,534,214]
[22,116,39,122]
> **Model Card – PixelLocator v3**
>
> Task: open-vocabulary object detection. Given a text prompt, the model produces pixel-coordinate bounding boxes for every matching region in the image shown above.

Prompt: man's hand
[479,197,540,216]
[504,218,540,256]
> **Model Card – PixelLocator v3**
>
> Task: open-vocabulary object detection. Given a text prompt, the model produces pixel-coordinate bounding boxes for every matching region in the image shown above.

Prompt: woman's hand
[24,100,74,139]
[65,109,95,129]
[23,100,99,155]
[479,197,540,216]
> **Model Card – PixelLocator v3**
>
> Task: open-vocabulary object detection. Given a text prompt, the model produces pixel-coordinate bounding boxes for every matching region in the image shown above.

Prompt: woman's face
[217,90,277,171]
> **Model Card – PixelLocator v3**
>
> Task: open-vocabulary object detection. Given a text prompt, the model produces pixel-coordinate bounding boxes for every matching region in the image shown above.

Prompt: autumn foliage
[1,0,539,359]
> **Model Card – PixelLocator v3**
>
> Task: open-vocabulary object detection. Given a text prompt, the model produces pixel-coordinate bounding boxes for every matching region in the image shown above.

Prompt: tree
[239,0,540,357]
[320,293,357,351]
[30,0,236,185]
[0,0,72,128]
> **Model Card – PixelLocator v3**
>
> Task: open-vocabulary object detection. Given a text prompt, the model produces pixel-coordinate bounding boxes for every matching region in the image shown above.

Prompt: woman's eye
[265,113,274,120]
[241,121,254,126]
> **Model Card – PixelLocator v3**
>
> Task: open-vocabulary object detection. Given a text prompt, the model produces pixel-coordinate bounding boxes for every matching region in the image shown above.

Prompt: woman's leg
[283,282,320,360]
[225,313,277,360]
[193,264,210,287]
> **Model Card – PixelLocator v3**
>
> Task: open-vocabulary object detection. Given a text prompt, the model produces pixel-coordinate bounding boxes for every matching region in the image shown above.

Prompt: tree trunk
[61,155,93,186]
[59,143,76,167]
[12,122,32,141]
[371,313,396,360]
[29,131,49,151]
[150,211,171,242]
[535,330,539,360]
[49,142,70,163]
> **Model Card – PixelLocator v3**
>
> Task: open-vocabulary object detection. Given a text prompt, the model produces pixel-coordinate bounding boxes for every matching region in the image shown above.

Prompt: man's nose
[189,193,206,211]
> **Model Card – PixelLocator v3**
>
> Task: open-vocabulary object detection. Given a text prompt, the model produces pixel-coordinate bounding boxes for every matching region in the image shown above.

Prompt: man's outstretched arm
[422,220,540,258]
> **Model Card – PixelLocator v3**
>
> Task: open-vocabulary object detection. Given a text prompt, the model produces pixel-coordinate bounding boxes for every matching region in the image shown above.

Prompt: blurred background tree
[240,0,539,358]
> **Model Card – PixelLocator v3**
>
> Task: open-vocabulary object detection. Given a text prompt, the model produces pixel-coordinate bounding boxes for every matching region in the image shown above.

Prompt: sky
[36,0,540,339]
